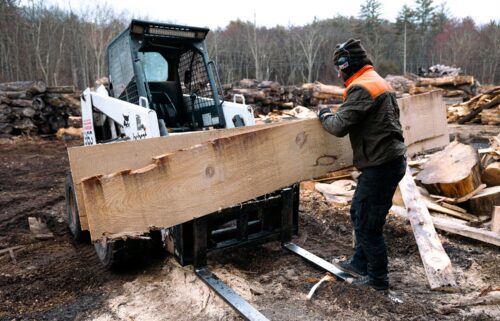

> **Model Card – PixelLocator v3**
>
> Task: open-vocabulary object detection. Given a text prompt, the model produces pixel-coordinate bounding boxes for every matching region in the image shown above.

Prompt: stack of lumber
[447,86,500,124]
[223,79,344,115]
[0,81,81,136]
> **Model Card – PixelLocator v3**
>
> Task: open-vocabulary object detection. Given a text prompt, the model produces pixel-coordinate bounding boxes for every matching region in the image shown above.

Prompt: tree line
[0,0,498,89]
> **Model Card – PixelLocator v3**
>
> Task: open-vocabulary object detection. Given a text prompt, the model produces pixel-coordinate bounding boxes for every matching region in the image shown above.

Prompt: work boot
[337,258,367,277]
[351,275,389,291]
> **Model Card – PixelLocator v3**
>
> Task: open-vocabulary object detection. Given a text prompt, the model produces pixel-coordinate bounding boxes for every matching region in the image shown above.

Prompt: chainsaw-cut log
[416,141,481,198]
[309,82,344,100]
[491,207,500,233]
[0,81,46,94]
[45,86,75,94]
[392,205,500,247]
[10,99,33,108]
[398,166,457,290]
[69,122,330,231]
[77,119,353,240]
[469,186,500,217]
[479,107,500,125]
[384,75,415,93]
[416,75,474,87]
[398,91,449,156]
[67,116,82,128]
[0,90,31,99]
[481,162,500,187]
[56,127,82,140]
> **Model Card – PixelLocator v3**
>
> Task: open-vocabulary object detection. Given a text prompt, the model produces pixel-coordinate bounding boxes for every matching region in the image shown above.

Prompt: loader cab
[106,19,225,132]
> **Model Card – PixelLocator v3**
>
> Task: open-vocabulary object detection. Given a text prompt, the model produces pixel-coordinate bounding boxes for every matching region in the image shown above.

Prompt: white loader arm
[81,86,160,146]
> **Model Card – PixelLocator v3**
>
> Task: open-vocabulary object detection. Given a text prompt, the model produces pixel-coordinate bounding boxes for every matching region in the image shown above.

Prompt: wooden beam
[398,166,457,290]
[432,216,500,247]
[392,206,500,248]
[79,119,353,240]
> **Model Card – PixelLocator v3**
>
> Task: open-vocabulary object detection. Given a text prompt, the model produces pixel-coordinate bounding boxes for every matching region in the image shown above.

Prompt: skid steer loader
[65,20,355,321]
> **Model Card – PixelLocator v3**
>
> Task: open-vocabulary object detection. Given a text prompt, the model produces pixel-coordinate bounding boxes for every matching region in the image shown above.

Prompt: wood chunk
[56,127,83,140]
[491,207,500,233]
[398,166,457,290]
[470,186,500,217]
[416,141,481,198]
[480,107,500,125]
[481,162,500,187]
[28,217,54,240]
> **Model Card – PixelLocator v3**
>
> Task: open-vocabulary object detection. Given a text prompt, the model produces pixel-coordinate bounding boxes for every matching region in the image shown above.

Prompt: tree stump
[416,141,481,198]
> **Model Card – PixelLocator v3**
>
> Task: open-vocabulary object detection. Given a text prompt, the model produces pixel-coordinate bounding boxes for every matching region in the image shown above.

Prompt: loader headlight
[149,27,196,39]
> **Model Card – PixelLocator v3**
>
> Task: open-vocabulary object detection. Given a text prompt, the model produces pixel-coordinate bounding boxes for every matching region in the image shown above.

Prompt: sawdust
[89,258,238,321]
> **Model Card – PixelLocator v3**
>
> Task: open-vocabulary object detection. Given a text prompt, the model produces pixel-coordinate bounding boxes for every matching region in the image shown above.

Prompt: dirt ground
[0,138,499,321]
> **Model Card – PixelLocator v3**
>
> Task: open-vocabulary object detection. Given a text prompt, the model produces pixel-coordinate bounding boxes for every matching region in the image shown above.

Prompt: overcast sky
[40,0,499,28]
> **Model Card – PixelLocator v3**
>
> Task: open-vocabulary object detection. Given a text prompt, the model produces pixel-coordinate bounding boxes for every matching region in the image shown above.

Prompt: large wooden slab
[398,166,457,290]
[69,123,286,230]
[398,91,449,155]
[79,119,353,239]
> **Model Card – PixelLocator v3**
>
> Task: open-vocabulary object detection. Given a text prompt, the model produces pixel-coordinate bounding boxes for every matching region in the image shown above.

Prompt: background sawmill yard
[1,0,499,320]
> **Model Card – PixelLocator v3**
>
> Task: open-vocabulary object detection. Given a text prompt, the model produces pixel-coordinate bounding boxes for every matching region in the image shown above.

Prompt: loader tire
[65,174,89,242]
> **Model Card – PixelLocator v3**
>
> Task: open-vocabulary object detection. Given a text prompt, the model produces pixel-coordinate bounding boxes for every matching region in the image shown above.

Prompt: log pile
[223,79,344,115]
[446,86,500,124]
[0,81,81,137]
[385,71,478,101]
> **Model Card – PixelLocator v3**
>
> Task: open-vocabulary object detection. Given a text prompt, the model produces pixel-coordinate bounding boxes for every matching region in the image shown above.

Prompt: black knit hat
[333,39,368,66]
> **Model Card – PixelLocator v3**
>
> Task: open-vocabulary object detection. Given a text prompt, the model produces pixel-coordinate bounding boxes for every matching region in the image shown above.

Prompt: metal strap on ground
[195,267,270,321]
[283,242,355,281]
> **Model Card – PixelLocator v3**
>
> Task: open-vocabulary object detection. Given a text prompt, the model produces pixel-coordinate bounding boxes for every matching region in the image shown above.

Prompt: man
[318,39,407,290]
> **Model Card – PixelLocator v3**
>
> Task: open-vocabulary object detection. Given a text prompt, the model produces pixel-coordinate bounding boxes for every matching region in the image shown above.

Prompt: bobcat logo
[123,114,130,127]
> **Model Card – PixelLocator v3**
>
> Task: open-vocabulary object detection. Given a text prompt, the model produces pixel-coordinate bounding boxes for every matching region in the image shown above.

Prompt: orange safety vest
[343,65,393,101]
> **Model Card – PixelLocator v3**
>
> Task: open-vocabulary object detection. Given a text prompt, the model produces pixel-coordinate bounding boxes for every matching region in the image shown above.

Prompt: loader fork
[191,188,357,321]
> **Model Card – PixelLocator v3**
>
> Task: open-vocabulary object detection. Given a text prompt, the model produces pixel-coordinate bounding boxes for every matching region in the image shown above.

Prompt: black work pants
[350,155,406,281]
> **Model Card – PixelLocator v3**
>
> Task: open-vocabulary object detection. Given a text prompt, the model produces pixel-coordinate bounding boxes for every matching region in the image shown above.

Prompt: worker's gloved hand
[318,108,333,121]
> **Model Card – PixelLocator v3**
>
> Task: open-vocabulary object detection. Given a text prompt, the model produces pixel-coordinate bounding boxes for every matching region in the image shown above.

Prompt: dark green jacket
[321,66,406,169]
